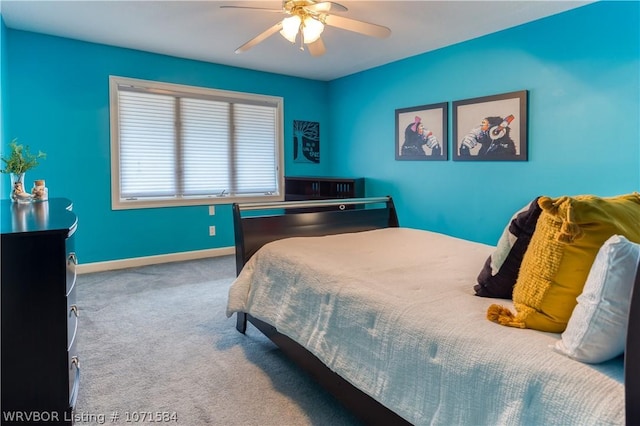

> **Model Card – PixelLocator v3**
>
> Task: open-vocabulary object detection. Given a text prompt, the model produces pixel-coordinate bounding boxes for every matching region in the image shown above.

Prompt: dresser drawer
[66,251,77,296]
[68,343,80,410]
[67,288,79,351]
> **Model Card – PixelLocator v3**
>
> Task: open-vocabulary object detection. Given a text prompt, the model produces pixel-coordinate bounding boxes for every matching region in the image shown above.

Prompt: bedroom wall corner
[327,1,640,245]
[4,30,331,264]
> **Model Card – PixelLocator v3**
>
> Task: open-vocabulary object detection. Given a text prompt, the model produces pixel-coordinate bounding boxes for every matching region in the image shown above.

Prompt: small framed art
[452,90,528,161]
[293,120,320,164]
[395,102,448,161]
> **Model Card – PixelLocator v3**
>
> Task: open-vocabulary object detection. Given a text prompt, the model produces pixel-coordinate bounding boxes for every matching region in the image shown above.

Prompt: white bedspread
[226,228,624,425]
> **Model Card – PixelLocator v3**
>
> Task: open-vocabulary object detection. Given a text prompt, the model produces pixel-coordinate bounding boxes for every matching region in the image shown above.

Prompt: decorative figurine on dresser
[1,197,80,425]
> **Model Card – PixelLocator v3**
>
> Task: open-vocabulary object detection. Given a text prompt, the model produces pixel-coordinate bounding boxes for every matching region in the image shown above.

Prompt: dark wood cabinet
[285,176,364,201]
[1,198,79,425]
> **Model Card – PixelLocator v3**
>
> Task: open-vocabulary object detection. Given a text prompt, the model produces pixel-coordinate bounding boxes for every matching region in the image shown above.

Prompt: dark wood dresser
[1,198,79,425]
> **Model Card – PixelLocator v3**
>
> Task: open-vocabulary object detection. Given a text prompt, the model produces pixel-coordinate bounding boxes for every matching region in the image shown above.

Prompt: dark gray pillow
[474,197,542,299]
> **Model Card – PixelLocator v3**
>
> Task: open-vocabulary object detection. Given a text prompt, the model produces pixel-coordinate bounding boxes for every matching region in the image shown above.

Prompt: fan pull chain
[299,22,305,51]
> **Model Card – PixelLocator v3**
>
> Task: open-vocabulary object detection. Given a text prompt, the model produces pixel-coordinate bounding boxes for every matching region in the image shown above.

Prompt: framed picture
[395,102,448,161]
[452,90,528,161]
[293,120,320,163]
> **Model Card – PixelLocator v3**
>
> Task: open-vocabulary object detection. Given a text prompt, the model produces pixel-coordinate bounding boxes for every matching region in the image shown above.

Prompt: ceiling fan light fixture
[228,0,389,56]
[280,15,301,43]
[302,16,324,44]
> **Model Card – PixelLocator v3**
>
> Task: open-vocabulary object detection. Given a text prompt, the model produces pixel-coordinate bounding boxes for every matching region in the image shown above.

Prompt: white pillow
[554,234,640,363]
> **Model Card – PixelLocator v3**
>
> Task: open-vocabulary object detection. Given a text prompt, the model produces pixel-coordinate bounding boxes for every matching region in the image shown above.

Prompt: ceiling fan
[221,1,391,57]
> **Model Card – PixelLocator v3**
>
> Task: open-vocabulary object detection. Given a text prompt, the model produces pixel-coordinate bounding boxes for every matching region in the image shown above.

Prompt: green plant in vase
[1,139,47,203]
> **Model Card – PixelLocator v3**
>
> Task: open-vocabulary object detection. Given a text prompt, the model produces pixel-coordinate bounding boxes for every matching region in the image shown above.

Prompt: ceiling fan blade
[304,2,348,13]
[323,14,391,38]
[306,37,326,57]
[235,21,284,54]
[220,6,282,13]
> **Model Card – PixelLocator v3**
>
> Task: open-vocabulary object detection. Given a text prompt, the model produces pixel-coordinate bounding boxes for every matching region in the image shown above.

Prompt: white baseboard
[76,246,235,274]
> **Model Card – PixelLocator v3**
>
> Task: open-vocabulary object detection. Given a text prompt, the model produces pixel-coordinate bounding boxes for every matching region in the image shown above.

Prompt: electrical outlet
[209,205,215,216]
[209,226,216,236]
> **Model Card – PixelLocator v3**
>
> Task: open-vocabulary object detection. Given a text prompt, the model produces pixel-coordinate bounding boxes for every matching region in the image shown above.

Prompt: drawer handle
[68,252,78,265]
[70,356,80,408]
[70,304,79,317]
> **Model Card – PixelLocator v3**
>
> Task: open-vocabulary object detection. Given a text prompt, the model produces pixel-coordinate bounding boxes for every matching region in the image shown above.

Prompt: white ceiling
[1,0,593,81]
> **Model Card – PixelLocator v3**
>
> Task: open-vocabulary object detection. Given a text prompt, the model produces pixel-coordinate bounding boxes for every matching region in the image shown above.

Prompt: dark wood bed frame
[231,196,640,426]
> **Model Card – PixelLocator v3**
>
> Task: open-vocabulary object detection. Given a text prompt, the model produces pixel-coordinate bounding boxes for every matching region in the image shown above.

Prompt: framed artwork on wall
[395,102,448,161]
[293,120,320,164]
[452,90,528,161]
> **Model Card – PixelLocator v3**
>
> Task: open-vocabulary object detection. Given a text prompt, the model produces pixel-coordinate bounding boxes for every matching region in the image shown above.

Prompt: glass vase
[10,173,32,204]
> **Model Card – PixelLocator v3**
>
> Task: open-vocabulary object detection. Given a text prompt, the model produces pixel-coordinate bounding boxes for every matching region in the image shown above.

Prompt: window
[109,76,284,209]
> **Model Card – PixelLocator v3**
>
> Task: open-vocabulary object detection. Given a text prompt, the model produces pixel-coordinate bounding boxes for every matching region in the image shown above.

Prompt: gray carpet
[74,256,361,426]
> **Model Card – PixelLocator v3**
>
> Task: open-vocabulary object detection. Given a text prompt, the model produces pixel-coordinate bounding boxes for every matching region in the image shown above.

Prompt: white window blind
[119,91,177,198]
[181,98,230,196]
[109,76,284,209]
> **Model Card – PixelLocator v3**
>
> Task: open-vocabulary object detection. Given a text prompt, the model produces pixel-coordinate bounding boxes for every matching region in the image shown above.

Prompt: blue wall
[3,1,639,263]
[329,1,640,244]
[1,16,7,156]
[4,31,330,263]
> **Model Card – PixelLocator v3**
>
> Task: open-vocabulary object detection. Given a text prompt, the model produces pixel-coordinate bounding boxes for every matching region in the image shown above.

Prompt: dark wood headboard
[232,196,399,275]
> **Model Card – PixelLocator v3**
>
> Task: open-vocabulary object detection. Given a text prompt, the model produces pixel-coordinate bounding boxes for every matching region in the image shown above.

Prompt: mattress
[227,227,624,425]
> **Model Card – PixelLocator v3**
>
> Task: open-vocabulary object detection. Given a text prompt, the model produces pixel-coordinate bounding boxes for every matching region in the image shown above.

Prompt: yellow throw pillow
[487,192,640,332]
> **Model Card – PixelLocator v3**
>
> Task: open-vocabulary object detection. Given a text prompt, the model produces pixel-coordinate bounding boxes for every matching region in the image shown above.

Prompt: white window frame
[109,76,284,210]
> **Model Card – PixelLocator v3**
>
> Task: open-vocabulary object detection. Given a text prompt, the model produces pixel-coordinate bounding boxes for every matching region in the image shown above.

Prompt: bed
[226,196,640,425]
